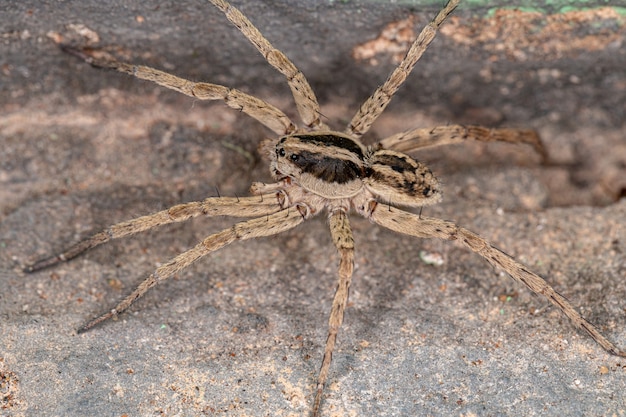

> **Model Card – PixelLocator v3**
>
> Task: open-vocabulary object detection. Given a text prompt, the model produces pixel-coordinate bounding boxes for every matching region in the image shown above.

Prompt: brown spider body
[26,0,624,415]
[268,132,441,207]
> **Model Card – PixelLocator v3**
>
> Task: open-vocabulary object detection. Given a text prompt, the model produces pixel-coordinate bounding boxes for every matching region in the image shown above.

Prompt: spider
[25,0,625,415]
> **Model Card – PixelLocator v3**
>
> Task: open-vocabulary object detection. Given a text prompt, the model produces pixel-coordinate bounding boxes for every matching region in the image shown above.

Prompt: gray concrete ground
[1,1,625,416]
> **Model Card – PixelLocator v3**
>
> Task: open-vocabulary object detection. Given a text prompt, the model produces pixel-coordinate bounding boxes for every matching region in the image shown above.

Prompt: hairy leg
[347,0,460,138]
[24,193,284,272]
[378,125,547,162]
[77,206,309,332]
[313,209,355,417]
[62,46,296,135]
[209,0,327,130]
[363,202,626,357]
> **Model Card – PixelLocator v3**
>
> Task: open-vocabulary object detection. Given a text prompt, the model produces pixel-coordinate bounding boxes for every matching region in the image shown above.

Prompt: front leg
[24,193,284,272]
[62,46,297,136]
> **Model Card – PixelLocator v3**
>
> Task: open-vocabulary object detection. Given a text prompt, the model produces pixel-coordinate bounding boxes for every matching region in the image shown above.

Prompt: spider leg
[24,193,284,272]
[62,46,296,136]
[77,205,310,333]
[347,0,460,138]
[209,0,327,131]
[378,125,548,162]
[313,209,355,417]
[363,202,626,357]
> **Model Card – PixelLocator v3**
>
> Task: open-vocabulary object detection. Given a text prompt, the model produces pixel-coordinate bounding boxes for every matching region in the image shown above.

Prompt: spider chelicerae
[25,0,625,415]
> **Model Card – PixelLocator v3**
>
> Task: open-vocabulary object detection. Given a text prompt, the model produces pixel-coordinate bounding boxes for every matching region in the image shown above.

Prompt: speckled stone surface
[1,2,625,416]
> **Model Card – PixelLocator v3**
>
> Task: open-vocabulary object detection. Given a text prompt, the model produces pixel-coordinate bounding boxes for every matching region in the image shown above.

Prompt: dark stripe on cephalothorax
[290,150,363,184]
[292,134,365,159]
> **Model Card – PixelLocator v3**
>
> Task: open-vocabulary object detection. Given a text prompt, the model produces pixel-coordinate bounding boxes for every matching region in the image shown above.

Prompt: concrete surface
[1,1,625,416]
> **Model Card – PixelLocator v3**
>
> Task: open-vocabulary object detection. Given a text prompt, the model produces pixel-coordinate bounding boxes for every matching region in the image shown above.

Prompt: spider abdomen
[363,148,442,207]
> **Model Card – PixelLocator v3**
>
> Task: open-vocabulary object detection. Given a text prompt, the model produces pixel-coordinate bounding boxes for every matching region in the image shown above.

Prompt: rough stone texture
[1,1,625,416]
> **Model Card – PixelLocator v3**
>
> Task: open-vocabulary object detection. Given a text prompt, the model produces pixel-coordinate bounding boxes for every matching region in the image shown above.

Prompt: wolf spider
[26,0,625,415]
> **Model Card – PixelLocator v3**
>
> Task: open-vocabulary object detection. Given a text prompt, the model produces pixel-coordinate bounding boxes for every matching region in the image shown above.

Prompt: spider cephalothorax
[26,0,625,415]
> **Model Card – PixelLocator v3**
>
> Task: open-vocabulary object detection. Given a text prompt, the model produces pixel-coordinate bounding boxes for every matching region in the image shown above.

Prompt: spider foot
[61,45,122,71]
[77,309,119,334]
[23,255,65,273]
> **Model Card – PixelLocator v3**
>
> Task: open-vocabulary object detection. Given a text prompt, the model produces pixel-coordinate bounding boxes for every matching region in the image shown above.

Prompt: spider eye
[278,148,286,157]
[290,154,299,162]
